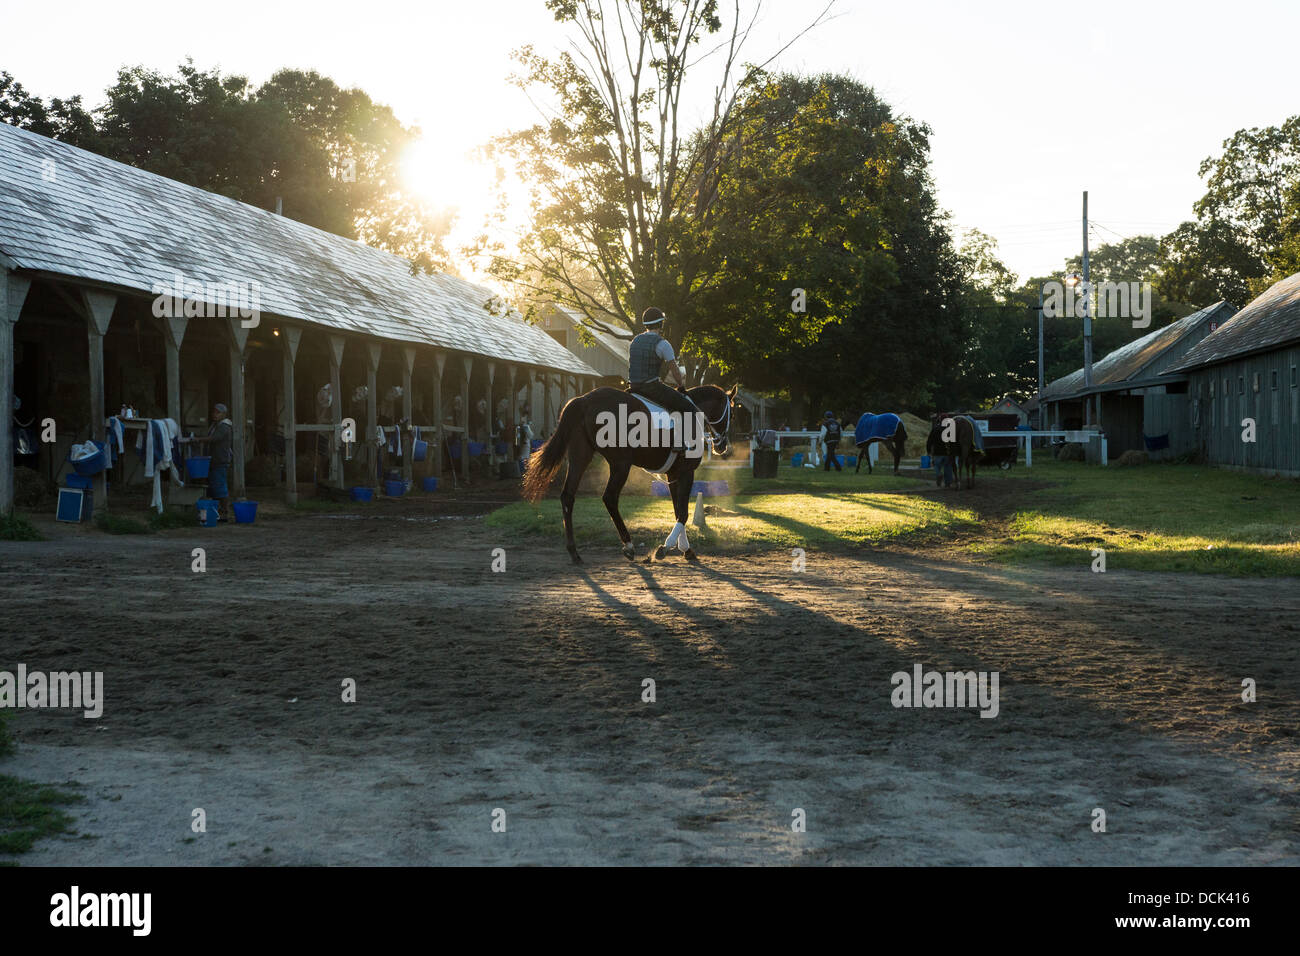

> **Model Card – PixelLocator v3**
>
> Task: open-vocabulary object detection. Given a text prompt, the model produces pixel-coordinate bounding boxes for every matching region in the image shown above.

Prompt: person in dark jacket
[627,306,699,452]
[820,411,843,471]
[206,402,234,521]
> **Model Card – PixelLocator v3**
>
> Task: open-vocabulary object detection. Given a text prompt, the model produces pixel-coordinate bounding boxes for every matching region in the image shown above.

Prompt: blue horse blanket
[854,412,901,446]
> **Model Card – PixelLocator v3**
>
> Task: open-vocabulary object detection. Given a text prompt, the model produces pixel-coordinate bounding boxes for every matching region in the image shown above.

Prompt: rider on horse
[628,307,698,418]
[628,306,700,451]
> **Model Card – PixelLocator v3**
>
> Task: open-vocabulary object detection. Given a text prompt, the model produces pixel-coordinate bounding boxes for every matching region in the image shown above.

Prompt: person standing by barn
[207,403,234,522]
[820,411,843,471]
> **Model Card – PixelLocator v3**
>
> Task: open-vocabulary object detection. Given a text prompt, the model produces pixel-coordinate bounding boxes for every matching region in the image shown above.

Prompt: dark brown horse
[854,423,909,475]
[927,413,980,489]
[521,384,738,564]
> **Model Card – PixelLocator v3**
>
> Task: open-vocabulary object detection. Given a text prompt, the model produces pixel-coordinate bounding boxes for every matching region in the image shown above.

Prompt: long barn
[1172,271,1300,476]
[0,121,599,512]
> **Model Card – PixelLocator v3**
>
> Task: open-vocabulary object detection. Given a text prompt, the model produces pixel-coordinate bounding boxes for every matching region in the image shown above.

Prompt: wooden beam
[366,342,381,483]
[432,350,446,480]
[460,355,472,483]
[80,288,116,505]
[0,269,31,514]
[327,334,345,488]
[226,320,247,498]
[281,326,303,505]
[401,347,415,485]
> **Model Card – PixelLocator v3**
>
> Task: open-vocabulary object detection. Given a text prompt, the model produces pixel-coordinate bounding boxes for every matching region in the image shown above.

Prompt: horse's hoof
[622,544,636,561]
[654,546,667,561]
[683,548,699,562]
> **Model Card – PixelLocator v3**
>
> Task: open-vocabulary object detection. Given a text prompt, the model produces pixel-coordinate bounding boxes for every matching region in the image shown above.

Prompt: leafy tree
[0,71,96,143]
[484,0,835,342]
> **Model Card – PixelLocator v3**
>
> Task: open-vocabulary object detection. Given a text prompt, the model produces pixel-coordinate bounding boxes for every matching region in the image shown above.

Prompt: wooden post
[227,320,251,498]
[526,368,537,452]
[327,334,345,488]
[0,269,31,514]
[402,346,415,485]
[460,355,472,483]
[507,363,519,465]
[485,361,496,469]
[431,350,445,480]
[79,289,116,506]
[160,316,188,504]
[366,342,381,484]
[281,326,302,504]
[544,372,556,436]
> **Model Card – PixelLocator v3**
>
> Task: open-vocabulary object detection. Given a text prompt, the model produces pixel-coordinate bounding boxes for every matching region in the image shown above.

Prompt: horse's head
[690,384,739,458]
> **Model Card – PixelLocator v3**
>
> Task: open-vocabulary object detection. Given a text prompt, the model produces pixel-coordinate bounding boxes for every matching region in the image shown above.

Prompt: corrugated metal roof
[1040,301,1234,402]
[1173,272,1300,372]
[0,121,596,376]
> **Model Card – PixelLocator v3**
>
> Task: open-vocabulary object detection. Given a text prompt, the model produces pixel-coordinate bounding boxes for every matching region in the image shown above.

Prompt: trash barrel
[752,448,779,478]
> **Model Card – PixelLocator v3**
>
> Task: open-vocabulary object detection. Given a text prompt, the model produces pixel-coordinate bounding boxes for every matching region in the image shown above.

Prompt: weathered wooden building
[540,306,631,386]
[1172,272,1300,476]
[1039,301,1237,459]
[0,121,599,512]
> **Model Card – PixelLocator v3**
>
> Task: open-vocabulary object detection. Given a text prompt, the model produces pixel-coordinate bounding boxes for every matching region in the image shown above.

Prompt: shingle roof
[1040,301,1234,401]
[1172,272,1300,372]
[0,121,596,376]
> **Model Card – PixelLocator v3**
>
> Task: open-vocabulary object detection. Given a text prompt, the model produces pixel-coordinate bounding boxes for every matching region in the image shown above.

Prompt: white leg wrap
[677,527,690,552]
[665,522,684,549]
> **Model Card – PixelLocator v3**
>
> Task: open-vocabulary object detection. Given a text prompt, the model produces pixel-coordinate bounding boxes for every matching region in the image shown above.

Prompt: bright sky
[3,0,1296,285]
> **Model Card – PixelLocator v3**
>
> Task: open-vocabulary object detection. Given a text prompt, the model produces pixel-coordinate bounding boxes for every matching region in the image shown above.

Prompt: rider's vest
[824,420,841,442]
[629,331,666,384]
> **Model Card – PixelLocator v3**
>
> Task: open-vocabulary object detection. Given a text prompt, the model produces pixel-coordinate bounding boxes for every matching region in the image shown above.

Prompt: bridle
[700,386,732,451]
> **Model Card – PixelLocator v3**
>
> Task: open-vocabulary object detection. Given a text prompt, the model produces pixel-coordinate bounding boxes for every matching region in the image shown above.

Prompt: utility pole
[1037,287,1045,430]
[1082,191,1093,424]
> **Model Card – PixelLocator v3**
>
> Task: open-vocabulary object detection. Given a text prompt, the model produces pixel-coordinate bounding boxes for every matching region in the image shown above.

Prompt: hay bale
[13,467,54,508]
[898,413,931,458]
[1056,442,1085,462]
[1116,449,1149,467]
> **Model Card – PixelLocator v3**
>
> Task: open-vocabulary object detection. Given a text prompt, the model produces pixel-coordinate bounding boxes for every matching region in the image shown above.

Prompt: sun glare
[400,138,527,276]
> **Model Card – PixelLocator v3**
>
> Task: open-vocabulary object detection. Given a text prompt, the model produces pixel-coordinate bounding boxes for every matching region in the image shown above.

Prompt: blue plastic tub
[350,486,374,502]
[920,454,932,469]
[791,453,803,467]
[70,441,108,476]
[65,473,95,490]
[232,500,258,524]
[186,455,210,479]
[384,479,405,497]
[651,480,671,497]
[412,439,428,462]
[422,477,438,492]
[196,498,219,527]
[468,441,486,457]
[530,439,544,452]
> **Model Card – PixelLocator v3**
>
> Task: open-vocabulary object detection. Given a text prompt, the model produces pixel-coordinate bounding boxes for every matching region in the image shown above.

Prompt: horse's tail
[521,396,583,502]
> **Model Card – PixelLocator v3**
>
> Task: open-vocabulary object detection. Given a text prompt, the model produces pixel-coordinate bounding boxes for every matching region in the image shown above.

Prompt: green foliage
[94,512,150,535]
[0,775,83,856]
[0,512,42,541]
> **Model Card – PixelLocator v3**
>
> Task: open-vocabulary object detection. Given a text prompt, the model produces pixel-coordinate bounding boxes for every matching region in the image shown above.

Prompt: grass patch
[0,774,83,856]
[148,506,195,531]
[0,512,42,541]
[490,464,975,551]
[967,459,1300,576]
[93,511,151,535]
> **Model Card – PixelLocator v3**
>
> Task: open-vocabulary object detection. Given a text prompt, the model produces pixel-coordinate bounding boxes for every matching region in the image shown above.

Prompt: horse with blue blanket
[853,413,908,475]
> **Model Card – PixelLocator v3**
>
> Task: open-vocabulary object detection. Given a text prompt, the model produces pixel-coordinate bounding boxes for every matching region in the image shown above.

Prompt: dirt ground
[2,478,1298,866]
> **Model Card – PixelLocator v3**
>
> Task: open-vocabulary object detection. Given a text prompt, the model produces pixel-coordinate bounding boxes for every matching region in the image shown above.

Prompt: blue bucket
[651,480,671,497]
[186,455,211,479]
[196,498,219,527]
[412,439,428,462]
[422,477,439,492]
[921,454,932,469]
[530,439,543,452]
[384,479,405,497]
[70,441,108,476]
[791,453,803,467]
[468,441,486,457]
[233,500,258,523]
[350,486,373,502]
